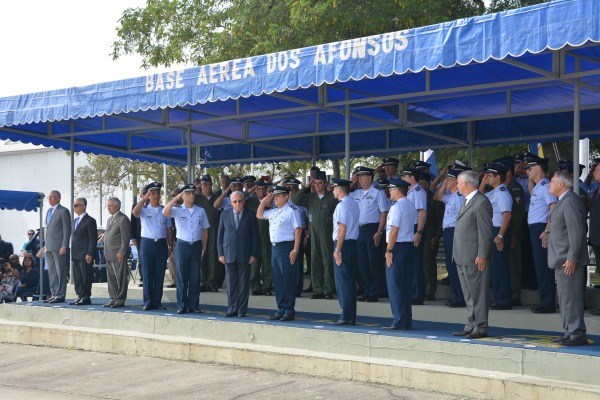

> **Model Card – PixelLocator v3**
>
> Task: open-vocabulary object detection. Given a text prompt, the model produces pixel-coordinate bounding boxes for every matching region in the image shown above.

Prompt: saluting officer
[284,178,310,297]
[525,155,558,314]
[293,171,338,300]
[132,182,173,311]
[163,184,210,314]
[352,166,389,303]
[384,178,418,330]
[480,163,513,310]
[257,186,302,321]
[195,175,221,293]
[401,166,428,305]
[330,178,360,325]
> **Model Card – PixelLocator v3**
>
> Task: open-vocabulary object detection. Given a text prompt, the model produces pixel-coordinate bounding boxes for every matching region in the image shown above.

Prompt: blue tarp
[0,0,599,166]
[0,190,42,211]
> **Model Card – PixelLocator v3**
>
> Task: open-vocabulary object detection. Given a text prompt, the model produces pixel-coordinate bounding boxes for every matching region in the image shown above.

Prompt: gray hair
[107,197,122,208]
[50,190,61,199]
[458,170,480,189]
[553,170,574,189]
[230,191,245,201]
[75,197,87,207]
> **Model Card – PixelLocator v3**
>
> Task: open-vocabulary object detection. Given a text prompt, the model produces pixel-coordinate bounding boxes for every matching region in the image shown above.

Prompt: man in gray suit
[69,198,97,306]
[452,170,493,339]
[103,197,131,308]
[548,170,590,346]
[217,191,259,317]
[44,190,72,304]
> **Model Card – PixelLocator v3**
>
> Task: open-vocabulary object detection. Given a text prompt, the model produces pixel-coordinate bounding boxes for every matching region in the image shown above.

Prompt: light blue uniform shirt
[170,205,210,242]
[485,184,513,227]
[442,190,463,229]
[528,178,557,224]
[220,195,233,211]
[351,183,389,225]
[140,205,172,239]
[407,183,427,225]
[386,197,417,243]
[333,195,360,241]
[264,203,302,243]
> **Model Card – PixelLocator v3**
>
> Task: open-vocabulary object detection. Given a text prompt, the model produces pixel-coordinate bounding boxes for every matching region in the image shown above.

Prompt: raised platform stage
[1,283,599,399]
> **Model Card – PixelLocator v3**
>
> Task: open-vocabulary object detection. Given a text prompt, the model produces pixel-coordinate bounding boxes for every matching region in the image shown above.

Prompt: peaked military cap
[199,174,212,183]
[230,177,244,185]
[182,183,196,192]
[414,161,431,170]
[329,178,351,187]
[382,157,399,166]
[447,168,462,179]
[388,178,410,189]
[355,166,375,175]
[272,185,290,195]
[242,175,256,183]
[376,178,390,188]
[557,159,585,173]
[524,154,549,168]
[284,178,302,186]
[314,171,327,181]
[483,162,508,173]
[143,182,162,192]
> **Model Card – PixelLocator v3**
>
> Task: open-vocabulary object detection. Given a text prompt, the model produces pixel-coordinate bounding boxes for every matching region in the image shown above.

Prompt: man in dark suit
[452,170,493,339]
[69,198,97,306]
[44,190,72,304]
[547,170,590,346]
[217,191,259,317]
[103,197,131,308]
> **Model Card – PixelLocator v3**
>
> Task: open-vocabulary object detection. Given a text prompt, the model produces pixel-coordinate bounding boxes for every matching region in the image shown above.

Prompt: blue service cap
[414,160,431,170]
[557,159,585,173]
[199,174,212,183]
[314,171,327,181]
[382,157,399,166]
[447,168,462,179]
[402,166,421,177]
[483,162,508,173]
[272,186,289,195]
[242,175,256,183]
[388,178,410,189]
[376,178,390,188]
[329,178,351,187]
[355,166,375,175]
[182,183,196,192]
[230,177,244,185]
[255,180,268,187]
[524,155,549,168]
[284,178,302,186]
[143,182,162,192]
[492,156,515,169]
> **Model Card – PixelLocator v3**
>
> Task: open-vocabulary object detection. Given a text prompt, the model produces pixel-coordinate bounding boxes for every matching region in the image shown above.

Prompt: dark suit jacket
[453,191,493,266]
[46,204,72,251]
[548,190,589,269]
[589,187,600,246]
[217,208,259,265]
[71,214,98,261]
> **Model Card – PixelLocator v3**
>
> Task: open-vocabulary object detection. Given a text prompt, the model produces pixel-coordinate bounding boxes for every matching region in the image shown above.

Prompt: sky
[0,0,186,97]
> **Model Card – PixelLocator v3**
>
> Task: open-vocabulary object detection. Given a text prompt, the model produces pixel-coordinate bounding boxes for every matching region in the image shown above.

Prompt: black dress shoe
[411,300,423,305]
[490,304,512,310]
[43,297,54,303]
[280,314,295,321]
[589,309,600,316]
[452,330,472,336]
[102,302,114,308]
[143,305,158,311]
[48,297,65,304]
[251,290,261,295]
[466,331,487,339]
[225,312,237,317]
[268,314,283,320]
[365,297,379,303]
[530,306,556,314]
[302,287,313,293]
[324,294,333,300]
[177,309,187,314]
[191,309,203,313]
[558,337,589,346]
[76,299,91,306]
[310,293,325,299]
[238,314,247,317]
[110,304,124,308]
[333,320,355,325]
[166,283,176,288]
[382,326,400,330]
[69,299,82,305]
[552,336,570,343]
[444,300,466,308]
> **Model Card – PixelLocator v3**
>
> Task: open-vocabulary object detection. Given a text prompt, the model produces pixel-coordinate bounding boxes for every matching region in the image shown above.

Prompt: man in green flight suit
[494,156,526,306]
[293,171,339,299]
[194,175,222,292]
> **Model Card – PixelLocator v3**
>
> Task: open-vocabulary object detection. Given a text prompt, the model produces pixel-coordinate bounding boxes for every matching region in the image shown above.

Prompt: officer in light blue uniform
[481,163,513,309]
[283,178,310,296]
[215,177,244,211]
[330,178,360,325]
[132,182,173,311]
[402,166,428,305]
[351,166,389,302]
[163,183,210,314]
[434,168,466,307]
[383,178,418,330]
[257,186,302,321]
[526,155,558,313]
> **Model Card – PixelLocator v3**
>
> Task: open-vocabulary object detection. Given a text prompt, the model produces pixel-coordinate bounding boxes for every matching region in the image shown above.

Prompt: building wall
[0,142,133,254]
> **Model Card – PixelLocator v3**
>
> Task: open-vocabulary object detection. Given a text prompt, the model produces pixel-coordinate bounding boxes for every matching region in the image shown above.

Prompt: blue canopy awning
[1,0,599,166]
[0,190,43,212]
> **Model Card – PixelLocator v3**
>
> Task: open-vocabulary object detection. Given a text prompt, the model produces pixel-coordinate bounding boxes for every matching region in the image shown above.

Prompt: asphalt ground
[0,343,467,400]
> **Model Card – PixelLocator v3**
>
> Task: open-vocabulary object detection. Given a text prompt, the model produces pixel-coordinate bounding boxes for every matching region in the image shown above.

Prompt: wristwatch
[385,249,393,253]
[334,247,341,253]
[497,234,503,239]
[416,230,423,234]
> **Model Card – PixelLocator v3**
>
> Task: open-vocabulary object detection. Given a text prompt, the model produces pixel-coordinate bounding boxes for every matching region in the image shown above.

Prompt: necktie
[235,212,240,230]
[459,200,466,214]
[74,216,80,230]
[46,207,54,225]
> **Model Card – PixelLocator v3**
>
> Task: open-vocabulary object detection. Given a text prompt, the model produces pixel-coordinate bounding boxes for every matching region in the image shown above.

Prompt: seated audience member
[0,236,14,262]
[16,255,39,301]
[0,259,21,302]
[8,254,23,273]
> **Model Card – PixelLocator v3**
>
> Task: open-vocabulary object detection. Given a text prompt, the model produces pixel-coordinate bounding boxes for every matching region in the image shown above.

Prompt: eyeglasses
[231,200,243,203]
[73,204,83,207]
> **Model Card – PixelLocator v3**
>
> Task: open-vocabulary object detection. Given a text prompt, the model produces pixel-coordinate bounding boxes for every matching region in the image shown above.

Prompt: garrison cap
[382,157,399,166]
[314,171,327,181]
[272,186,290,195]
[143,182,162,192]
[483,162,508,174]
[199,174,212,183]
[329,178,351,187]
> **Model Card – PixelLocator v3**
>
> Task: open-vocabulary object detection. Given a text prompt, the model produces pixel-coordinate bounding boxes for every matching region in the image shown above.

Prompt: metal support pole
[345,90,351,179]
[467,122,475,167]
[38,193,45,302]
[573,83,581,194]
[163,164,168,204]
[69,136,75,284]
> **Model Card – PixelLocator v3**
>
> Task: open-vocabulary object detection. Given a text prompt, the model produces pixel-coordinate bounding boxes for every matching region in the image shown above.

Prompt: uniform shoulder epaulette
[415,186,420,191]
[289,204,298,210]
[541,180,547,186]
[174,204,182,208]
[499,187,506,191]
